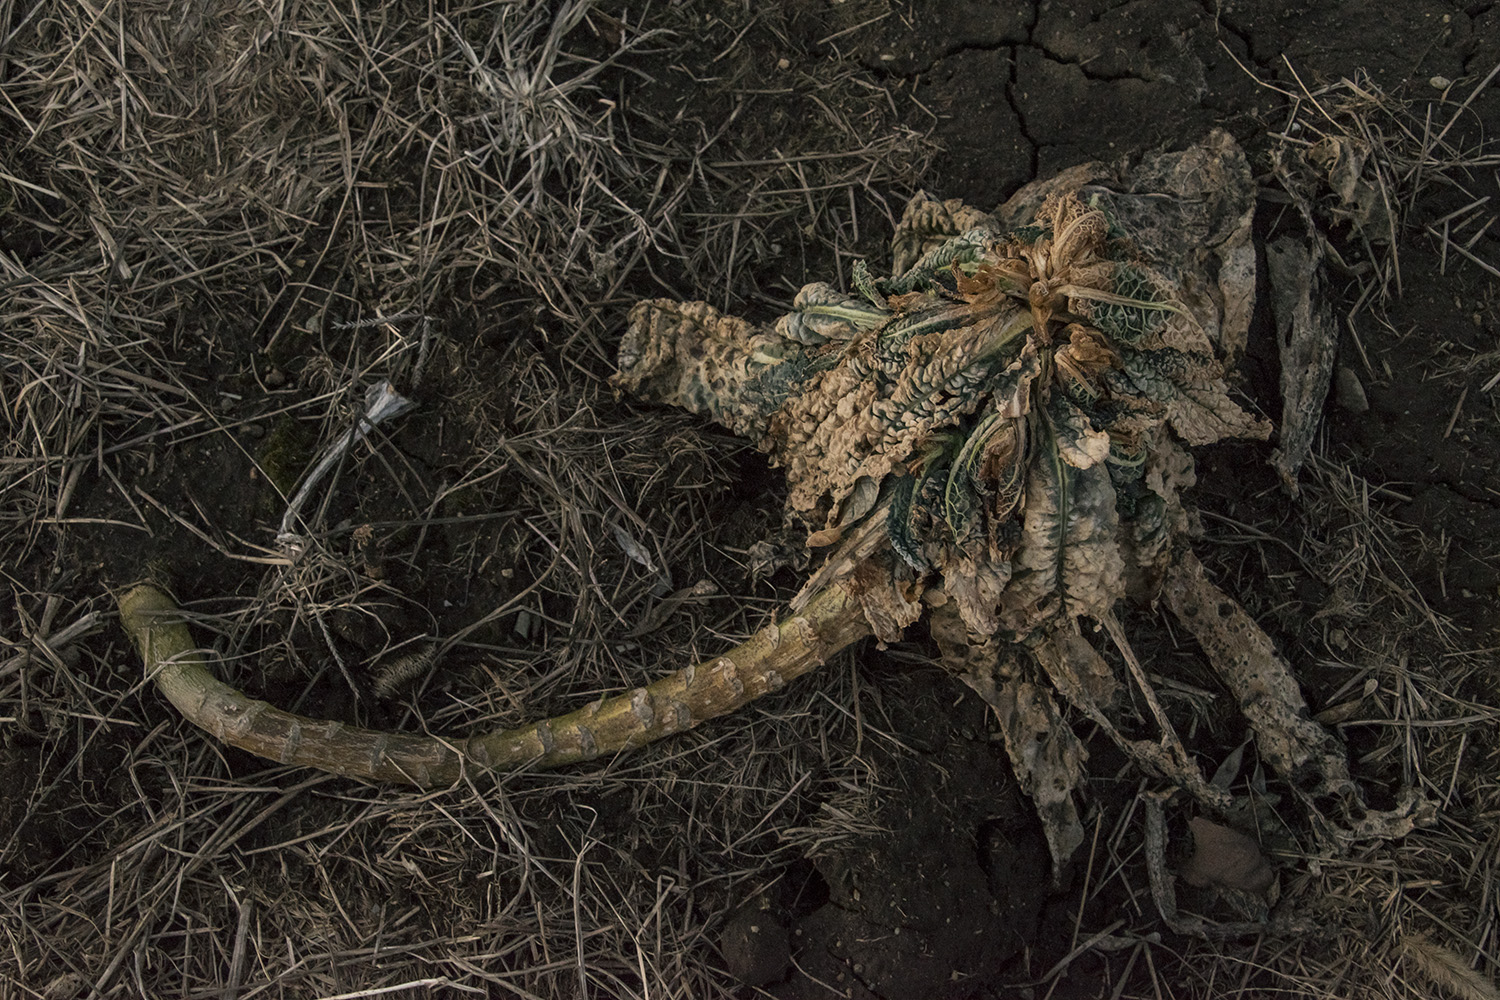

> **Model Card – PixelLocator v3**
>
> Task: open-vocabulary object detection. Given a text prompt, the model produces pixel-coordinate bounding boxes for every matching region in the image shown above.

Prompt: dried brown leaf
[1266,236,1337,493]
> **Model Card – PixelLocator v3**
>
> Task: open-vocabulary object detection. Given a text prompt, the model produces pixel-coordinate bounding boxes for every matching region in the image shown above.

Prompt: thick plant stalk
[118,583,871,787]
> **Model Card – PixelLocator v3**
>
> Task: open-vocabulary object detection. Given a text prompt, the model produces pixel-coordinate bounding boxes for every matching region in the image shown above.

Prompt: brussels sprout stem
[117,582,870,787]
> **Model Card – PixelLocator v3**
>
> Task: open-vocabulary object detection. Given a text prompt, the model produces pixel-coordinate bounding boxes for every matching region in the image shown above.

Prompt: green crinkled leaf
[777,281,890,344]
[1085,262,1172,343]
[853,312,1032,481]
[617,299,815,440]
[941,346,1038,551]
[1006,223,1048,245]
[1117,347,1271,446]
[741,350,840,419]
[944,412,1002,542]
[875,300,991,369]
[878,228,989,296]
[1003,431,1125,627]
[941,461,982,545]
[886,474,925,571]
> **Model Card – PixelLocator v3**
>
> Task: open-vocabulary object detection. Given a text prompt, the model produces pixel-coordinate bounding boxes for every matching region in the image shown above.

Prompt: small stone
[1334,366,1369,413]
[241,423,266,439]
[1181,817,1275,893]
[1429,75,1452,90]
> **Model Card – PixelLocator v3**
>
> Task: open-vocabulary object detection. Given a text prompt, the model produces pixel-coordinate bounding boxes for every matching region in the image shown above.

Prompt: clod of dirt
[719,901,792,987]
[1180,817,1275,894]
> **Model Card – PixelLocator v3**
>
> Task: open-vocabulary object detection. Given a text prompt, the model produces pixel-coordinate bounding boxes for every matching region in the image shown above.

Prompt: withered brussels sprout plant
[120,132,1425,876]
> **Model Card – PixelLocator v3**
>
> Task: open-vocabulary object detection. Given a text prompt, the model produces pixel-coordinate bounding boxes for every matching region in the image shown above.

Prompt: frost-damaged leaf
[616,299,828,441]
[807,474,882,548]
[1162,548,1434,839]
[1116,347,1271,447]
[1034,630,1119,711]
[776,282,889,345]
[1047,395,1111,469]
[939,553,1011,638]
[890,191,998,275]
[1162,548,1348,792]
[1001,440,1123,628]
[845,559,922,645]
[992,676,1088,876]
[929,608,1084,877]
[1114,429,1196,597]
[1033,630,1229,811]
